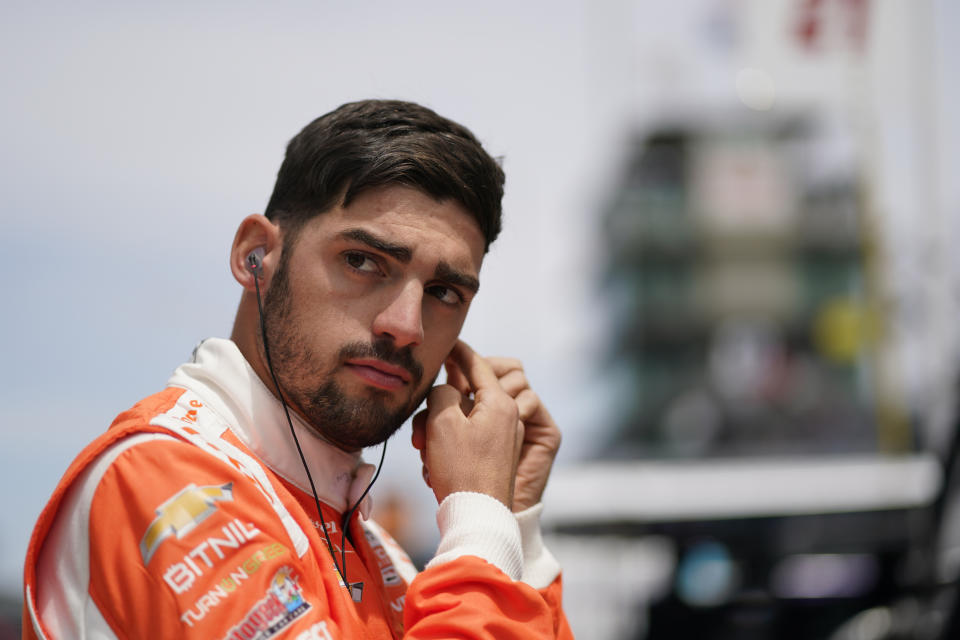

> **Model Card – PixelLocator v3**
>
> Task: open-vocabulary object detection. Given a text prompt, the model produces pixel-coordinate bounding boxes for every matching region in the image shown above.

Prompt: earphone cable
[253,270,348,588]
[341,439,387,580]
[251,258,390,597]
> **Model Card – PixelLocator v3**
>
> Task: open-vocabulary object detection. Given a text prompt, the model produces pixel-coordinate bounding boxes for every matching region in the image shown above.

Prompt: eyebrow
[436,261,480,295]
[339,228,412,263]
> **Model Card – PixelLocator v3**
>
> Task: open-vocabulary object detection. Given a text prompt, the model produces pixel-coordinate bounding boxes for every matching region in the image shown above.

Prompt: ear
[230,214,282,291]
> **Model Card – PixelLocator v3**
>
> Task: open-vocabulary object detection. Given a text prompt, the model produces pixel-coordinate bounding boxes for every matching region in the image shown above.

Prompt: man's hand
[484,357,561,512]
[428,344,562,513]
[411,341,524,508]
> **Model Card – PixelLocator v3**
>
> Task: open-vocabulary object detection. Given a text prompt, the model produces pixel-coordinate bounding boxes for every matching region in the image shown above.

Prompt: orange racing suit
[22,338,571,639]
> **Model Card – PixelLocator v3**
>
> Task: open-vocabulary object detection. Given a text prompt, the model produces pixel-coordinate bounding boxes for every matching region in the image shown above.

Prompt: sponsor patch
[364,528,402,585]
[163,526,274,595]
[381,565,401,585]
[222,567,310,640]
[179,542,289,627]
[141,482,233,563]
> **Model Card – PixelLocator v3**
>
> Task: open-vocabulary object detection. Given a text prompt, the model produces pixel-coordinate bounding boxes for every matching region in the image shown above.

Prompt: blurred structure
[372,490,434,570]
[0,593,20,639]
[544,0,958,638]
[600,113,889,459]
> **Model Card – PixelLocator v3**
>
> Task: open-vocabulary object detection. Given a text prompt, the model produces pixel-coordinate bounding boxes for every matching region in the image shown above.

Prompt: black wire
[341,439,387,580]
[252,265,387,594]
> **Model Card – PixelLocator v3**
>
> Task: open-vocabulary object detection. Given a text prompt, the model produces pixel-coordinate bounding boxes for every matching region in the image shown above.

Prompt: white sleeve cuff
[425,492,523,581]
[515,502,562,589]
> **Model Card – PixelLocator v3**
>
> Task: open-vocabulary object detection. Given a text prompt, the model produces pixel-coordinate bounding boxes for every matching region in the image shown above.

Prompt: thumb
[411,409,428,450]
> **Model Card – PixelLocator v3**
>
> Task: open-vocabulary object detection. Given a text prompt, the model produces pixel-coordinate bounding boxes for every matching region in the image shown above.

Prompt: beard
[259,249,432,451]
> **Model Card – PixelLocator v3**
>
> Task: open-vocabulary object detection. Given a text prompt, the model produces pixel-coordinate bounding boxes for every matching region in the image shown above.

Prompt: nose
[372,281,424,348]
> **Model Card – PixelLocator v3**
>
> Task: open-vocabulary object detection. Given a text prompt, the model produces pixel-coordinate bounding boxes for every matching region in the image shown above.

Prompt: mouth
[343,358,412,391]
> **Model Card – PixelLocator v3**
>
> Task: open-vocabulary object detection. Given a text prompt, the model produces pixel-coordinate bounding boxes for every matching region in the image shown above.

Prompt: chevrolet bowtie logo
[140,483,234,563]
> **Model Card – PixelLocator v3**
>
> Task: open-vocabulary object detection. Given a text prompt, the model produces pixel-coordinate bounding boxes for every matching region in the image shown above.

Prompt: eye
[426,284,463,306]
[343,251,382,275]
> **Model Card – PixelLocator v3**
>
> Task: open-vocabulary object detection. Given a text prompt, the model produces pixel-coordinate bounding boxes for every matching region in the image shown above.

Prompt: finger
[486,356,524,378]
[425,384,466,413]
[448,340,501,394]
[497,369,529,397]
[443,357,471,396]
[515,389,540,422]
[411,409,428,450]
[421,465,432,488]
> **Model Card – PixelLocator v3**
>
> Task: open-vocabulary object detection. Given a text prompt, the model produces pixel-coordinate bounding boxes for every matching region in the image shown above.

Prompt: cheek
[290,267,381,328]
[420,314,468,367]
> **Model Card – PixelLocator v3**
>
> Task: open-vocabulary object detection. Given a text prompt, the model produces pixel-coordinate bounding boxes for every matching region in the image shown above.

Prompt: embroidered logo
[141,483,234,563]
[222,567,311,640]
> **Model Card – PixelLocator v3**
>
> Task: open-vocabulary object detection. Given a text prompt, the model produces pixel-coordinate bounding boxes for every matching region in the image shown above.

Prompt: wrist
[433,475,514,511]
[426,491,523,580]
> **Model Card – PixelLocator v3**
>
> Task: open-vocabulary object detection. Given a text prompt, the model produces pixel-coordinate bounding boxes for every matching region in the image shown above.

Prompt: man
[23,100,572,638]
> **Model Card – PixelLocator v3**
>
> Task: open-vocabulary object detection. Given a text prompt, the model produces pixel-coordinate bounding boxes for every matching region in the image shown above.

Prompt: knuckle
[504,370,528,389]
[478,386,505,404]
[434,403,464,424]
[496,394,519,416]
[515,390,538,416]
[550,430,562,449]
[430,383,456,398]
[502,357,524,371]
[489,356,524,375]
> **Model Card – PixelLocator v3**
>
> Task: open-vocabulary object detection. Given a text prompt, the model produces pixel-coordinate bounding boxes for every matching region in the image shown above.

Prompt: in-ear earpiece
[246,247,266,277]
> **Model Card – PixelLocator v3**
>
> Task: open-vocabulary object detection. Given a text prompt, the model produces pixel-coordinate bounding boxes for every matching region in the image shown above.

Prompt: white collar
[166,338,373,515]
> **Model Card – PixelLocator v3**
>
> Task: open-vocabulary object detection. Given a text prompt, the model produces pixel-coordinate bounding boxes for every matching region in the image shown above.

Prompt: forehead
[301,185,486,271]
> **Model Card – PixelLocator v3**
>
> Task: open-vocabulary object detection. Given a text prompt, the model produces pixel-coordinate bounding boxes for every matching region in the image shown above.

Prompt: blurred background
[1,0,958,638]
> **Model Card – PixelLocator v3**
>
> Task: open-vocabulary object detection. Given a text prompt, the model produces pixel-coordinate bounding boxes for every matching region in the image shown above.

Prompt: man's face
[261,184,485,451]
